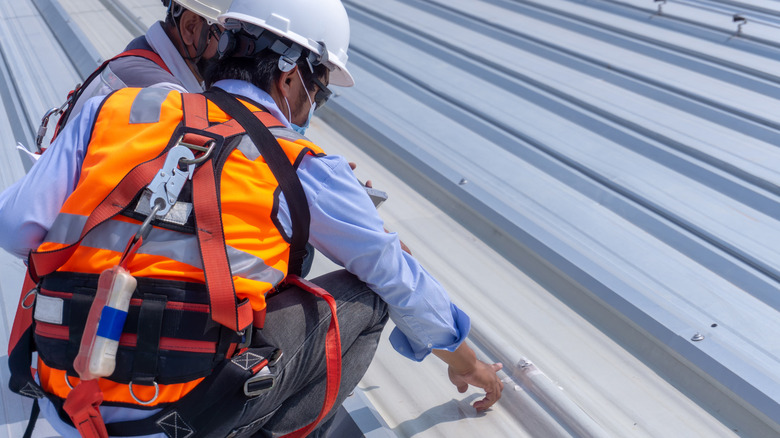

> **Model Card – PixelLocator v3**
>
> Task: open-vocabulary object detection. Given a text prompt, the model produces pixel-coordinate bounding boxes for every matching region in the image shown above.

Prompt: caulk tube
[73,266,137,380]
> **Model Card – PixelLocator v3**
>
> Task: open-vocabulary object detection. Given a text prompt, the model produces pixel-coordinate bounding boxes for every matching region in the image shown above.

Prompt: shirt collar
[145,21,204,93]
[210,79,292,128]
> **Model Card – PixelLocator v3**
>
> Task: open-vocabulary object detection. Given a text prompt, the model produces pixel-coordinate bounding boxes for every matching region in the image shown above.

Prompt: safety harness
[9,88,341,438]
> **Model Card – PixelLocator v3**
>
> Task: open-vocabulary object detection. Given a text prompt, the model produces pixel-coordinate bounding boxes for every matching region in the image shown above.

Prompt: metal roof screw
[691,333,705,342]
[458,178,468,185]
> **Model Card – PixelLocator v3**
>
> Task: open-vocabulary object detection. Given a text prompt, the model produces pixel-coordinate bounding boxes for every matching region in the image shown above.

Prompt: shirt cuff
[389,303,471,362]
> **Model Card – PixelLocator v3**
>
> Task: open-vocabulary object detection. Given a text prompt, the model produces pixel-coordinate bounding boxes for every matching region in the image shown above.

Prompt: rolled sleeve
[390,302,471,361]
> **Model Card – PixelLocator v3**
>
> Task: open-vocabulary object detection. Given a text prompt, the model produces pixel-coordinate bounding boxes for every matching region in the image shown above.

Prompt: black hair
[204,46,329,94]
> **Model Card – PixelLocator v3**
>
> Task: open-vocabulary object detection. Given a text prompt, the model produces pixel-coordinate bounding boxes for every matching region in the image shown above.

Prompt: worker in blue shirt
[0,0,503,436]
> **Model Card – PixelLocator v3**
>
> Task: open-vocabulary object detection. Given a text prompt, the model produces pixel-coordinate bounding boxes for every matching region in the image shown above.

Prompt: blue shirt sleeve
[280,154,471,361]
[0,97,102,259]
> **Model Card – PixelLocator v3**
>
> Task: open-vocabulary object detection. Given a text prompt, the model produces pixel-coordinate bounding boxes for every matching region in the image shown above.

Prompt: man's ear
[276,66,298,99]
[178,10,202,46]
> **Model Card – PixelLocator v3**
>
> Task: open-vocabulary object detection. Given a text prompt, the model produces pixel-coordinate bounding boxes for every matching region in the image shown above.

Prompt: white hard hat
[166,0,233,24]
[218,0,354,87]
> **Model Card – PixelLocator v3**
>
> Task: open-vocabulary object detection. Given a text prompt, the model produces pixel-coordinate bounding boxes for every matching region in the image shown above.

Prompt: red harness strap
[181,94,281,333]
[117,49,171,75]
[182,93,255,332]
[281,276,343,438]
[26,151,173,281]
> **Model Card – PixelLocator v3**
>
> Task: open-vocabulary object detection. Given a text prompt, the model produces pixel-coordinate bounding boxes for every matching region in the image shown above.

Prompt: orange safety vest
[32,87,324,407]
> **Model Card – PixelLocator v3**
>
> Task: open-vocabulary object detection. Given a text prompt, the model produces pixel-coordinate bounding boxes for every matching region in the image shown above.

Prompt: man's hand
[434,342,504,412]
[447,360,504,411]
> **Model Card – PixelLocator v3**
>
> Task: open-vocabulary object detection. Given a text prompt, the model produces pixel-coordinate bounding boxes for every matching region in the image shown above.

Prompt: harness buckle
[267,348,283,367]
[244,372,275,397]
[242,349,282,397]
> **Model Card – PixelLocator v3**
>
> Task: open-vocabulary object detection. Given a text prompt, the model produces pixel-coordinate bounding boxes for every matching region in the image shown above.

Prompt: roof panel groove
[31,0,103,79]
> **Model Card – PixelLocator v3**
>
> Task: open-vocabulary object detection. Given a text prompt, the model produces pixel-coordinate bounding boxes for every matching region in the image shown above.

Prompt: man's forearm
[433,341,477,373]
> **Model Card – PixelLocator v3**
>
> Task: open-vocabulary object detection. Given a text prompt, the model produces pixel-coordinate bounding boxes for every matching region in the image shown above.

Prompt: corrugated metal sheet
[2,0,780,436]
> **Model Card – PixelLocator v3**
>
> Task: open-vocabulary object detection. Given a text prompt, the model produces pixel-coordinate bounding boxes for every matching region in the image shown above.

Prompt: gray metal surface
[2,0,780,436]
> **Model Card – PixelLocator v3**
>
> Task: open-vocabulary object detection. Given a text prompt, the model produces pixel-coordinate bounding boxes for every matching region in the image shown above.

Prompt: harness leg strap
[63,379,109,438]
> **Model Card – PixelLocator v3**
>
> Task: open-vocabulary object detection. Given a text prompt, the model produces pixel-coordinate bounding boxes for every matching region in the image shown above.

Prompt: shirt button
[427,343,432,348]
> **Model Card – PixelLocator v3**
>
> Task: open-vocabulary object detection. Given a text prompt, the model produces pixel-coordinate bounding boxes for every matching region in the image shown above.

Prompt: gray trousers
[214,270,389,437]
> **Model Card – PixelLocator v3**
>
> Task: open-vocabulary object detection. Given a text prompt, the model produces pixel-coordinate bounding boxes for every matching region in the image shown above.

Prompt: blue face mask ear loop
[290,67,316,135]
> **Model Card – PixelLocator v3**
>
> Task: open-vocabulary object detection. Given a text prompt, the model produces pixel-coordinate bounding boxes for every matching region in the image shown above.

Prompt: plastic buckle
[244,372,275,397]
[242,349,282,397]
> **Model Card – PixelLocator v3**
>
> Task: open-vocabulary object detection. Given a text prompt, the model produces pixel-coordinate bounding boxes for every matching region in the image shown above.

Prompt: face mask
[287,68,316,136]
[291,101,316,136]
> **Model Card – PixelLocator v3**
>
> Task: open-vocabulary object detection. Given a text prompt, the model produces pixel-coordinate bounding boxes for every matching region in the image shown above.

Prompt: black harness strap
[203,87,310,277]
[131,294,168,386]
[22,399,40,438]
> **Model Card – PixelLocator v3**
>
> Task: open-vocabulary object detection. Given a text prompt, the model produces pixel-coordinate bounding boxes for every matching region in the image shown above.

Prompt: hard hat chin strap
[174,16,212,64]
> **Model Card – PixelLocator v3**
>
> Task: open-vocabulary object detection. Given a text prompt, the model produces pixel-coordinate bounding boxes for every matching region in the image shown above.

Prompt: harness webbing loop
[62,380,108,438]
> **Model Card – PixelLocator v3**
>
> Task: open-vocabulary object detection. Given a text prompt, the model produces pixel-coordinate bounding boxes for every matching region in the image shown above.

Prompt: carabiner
[35,100,71,152]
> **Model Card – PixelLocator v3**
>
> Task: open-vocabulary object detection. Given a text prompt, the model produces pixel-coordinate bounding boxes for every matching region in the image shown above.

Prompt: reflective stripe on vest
[42,212,285,286]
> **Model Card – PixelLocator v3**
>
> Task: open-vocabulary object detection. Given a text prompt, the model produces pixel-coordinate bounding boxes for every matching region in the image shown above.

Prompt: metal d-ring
[179,139,216,165]
[64,371,76,390]
[129,380,160,405]
[21,286,38,309]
